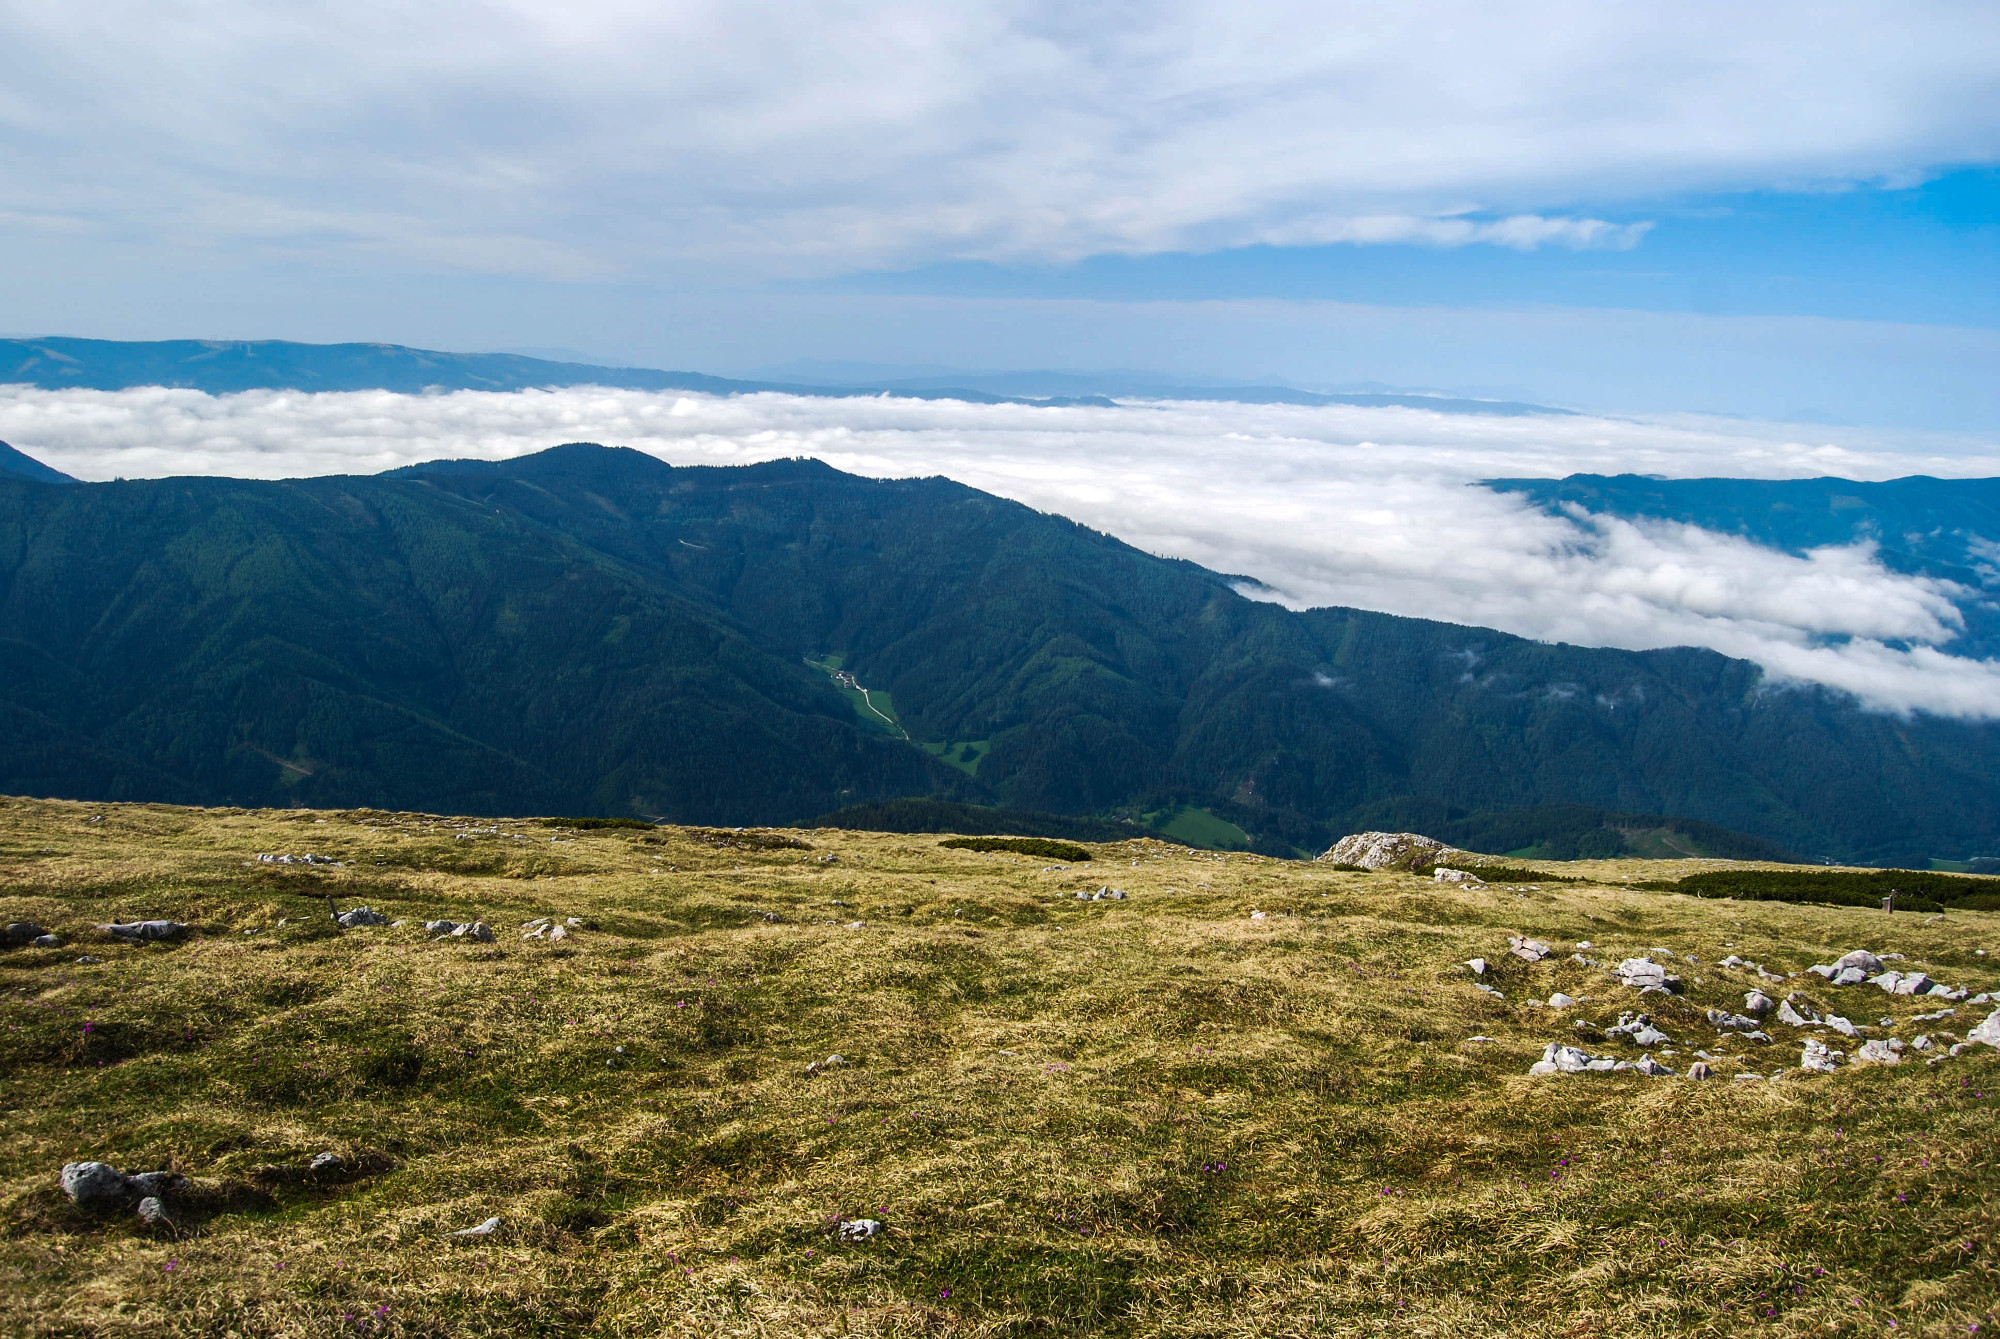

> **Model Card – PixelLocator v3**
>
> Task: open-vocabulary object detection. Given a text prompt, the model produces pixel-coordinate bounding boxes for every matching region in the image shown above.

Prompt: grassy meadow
[0,795,1996,1337]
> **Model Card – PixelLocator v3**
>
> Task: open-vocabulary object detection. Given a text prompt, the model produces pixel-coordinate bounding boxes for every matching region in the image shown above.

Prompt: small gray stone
[1606,1012,1672,1047]
[1633,1054,1675,1077]
[1509,936,1553,962]
[31,934,57,948]
[5,921,49,944]
[1547,992,1579,1009]
[1800,1038,1841,1072]
[837,1218,882,1242]
[1535,1043,1597,1074]
[100,920,186,941]
[135,1197,175,1227]
[451,1216,500,1237]
[309,1152,344,1175]
[426,920,460,935]
[1465,958,1488,975]
[1686,1061,1714,1080]
[61,1161,136,1211]
[1825,1015,1858,1037]
[75,955,101,964]
[1831,967,1869,987]
[125,1170,184,1198]
[1833,949,1885,975]
[1855,1039,1902,1065]
[450,921,496,943]
[1776,999,1817,1027]
[1744,990,1776,1016]
[336,907,388,928]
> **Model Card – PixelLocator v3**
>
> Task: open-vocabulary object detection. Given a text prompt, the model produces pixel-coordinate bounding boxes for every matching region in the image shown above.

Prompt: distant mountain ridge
[1,442,1997,864]
[0,337,1113,408]
[0,336,1570,416]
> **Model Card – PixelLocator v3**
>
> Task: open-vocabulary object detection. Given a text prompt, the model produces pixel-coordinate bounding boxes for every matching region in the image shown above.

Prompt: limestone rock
[1686,1061,1714,1080]
[1547,992,1579,1009]
[837,1219,882,1242]
[1801,1038,1841,1072]
[1633,1054,1676,1077]
[99,920,187,941]
[451,1216,500,1237]
[1834,949,1885,975]
[336,907,388,928]
[309,1152,344,1175]
[1316,831,1464,871]
[1855,1039,1902,1065]
[60,1162,135,1212]
[1968,1008,2000,1048]
[1706,1008,1763,1032]
[1434,867,1485,886]
[1614,959,1682,994]
[1509,936,1553,963]
[6,921,49,945]
[1465,958,1488,975]
[135,1197,174,1228]
[32,934,57,948]
[450,922,496,943]
[1744,990,1776,1016]
[1606,1012,1672,1047]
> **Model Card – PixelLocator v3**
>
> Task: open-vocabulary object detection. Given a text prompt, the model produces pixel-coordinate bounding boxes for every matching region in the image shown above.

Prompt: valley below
[2,795,1996,1336]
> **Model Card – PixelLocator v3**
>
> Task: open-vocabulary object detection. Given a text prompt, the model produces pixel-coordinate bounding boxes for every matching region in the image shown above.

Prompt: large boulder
[1317,832,1465,871]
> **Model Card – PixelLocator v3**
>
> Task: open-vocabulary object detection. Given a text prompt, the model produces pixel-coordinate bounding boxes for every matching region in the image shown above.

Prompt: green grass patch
[1152,804,1250,851]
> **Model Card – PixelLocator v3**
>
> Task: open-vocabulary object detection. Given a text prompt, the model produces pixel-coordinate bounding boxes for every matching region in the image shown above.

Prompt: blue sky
[832,170,2000,330]
[1,1,1995,427]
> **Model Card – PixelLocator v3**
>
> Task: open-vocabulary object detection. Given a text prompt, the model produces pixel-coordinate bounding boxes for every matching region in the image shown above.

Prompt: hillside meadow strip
[1,796,1996,1337]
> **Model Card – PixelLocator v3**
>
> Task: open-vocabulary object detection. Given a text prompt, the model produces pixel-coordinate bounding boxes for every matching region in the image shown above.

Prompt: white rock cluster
[1316,831,1465,871]
[1528,1043,1674,1077]
[426,920,496,942]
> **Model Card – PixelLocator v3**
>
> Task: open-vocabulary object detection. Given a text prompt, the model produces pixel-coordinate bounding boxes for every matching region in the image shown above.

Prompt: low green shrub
[539,816,656,831]
[1630,866,1991,913]
[1413,862,1580,884]
[940,836,1094,862]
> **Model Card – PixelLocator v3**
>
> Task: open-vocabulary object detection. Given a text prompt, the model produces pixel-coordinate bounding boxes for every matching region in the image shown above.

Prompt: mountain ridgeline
[1,443,1997,865]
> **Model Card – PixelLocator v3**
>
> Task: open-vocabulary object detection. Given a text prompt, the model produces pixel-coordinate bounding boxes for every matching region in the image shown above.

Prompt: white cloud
[6,383,2000,717]
[0,2,1993,275]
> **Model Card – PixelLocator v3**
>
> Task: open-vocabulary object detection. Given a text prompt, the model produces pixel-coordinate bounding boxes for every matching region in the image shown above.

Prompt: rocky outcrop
[1317,832,1465,871]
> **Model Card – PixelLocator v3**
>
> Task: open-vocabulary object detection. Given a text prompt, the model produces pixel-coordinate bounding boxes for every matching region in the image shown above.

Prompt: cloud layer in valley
[2,2,1994,277]
[6,384,2000,718]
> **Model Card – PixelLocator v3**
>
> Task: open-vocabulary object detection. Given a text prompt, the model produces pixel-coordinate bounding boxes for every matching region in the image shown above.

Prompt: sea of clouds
[6,384,2000,719]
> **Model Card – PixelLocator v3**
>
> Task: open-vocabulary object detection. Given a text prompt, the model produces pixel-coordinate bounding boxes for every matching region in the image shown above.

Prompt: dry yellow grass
[1,794,1996,1337]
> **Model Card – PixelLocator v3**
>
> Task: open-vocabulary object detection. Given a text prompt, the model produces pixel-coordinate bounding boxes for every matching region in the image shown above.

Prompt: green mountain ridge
[1,442,1996,864]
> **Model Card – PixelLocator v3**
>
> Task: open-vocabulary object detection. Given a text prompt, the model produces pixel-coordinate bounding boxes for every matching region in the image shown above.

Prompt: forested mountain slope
[1,443,1996,863]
